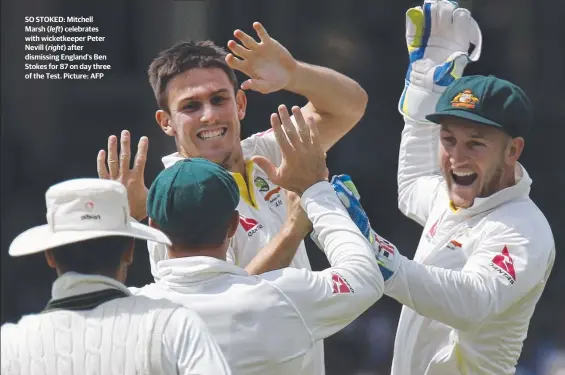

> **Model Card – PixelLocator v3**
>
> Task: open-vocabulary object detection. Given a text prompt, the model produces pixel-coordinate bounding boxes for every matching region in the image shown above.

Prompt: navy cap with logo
[426,75,533,139]
[147,158,240,244]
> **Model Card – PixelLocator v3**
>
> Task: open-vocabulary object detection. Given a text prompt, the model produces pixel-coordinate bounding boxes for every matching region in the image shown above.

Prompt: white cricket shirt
[1,272,231,375]
[135,181,384,375]
[389,117,555,375]
[148,129,323,373]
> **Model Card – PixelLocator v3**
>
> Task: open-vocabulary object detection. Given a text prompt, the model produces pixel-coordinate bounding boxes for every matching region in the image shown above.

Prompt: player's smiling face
[157,67,247,170]
[439,117,523,209]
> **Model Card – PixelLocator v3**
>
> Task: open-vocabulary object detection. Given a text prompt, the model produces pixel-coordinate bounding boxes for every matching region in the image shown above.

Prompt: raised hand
[226,22,298,94]
[97,130,149,221]
[399,0,482,121]
[405,0,481,68]
[251,105,327,195]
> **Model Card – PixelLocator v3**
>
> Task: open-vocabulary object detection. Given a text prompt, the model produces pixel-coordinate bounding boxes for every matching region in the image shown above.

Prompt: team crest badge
[451,89,479,109]
[254,177,270,192]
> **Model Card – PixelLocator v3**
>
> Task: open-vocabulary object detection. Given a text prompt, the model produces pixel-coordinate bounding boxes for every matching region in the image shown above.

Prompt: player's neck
[166,246,227,262]
[229,156,247,178]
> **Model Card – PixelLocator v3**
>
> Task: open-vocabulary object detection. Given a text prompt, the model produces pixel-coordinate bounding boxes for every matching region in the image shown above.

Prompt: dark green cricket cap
[147,158,239,240]
[426,75,533,138]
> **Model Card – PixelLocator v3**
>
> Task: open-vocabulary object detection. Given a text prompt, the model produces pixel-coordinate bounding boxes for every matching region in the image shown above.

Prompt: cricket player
[331,1,556,374]
[97,22,368,374]
[1,179,231,375]
[130,105,385,375]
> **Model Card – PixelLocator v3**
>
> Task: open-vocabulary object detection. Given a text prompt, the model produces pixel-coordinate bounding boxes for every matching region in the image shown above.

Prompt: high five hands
[251,105,328,195]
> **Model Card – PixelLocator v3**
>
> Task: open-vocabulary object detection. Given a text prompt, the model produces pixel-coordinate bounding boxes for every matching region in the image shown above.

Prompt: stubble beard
[478,162,506,198]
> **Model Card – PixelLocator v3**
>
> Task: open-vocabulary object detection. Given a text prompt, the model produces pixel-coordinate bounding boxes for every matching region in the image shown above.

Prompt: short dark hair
[160,215,234,249]
[148,40,239,112]
[50,236,134,275]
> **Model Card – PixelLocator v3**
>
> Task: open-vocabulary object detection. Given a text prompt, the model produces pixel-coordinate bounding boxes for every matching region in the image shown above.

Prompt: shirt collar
[156,256,249,287]
[51,272,131,300]
[161,152,185,169]
[161,152,260,208]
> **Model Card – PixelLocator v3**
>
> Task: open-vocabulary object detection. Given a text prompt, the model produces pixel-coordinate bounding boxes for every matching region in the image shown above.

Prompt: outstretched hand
[97,130,149,221]
[251,105,327,195]
[226,22,298,94]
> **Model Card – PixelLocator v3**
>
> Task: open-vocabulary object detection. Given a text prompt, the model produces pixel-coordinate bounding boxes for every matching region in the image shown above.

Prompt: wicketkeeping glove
[330,175,400,281]
[399,0,482,122]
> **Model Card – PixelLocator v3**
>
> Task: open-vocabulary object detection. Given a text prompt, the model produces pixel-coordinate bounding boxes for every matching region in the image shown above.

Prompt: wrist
[399,81,443,123]
[295,178,327,197]
[281,220,310,241]
[284,60,307,93]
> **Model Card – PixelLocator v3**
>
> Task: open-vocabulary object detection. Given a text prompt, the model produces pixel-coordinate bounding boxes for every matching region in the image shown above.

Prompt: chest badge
[254,177,270,192]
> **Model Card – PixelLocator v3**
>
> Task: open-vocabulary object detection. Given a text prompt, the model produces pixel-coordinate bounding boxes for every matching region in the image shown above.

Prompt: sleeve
[164,307,232,375]
[384,221,555,331]
[397,117,445,227]
[243,129,283,167]
[1,324,18,374]
[261,182,384,342]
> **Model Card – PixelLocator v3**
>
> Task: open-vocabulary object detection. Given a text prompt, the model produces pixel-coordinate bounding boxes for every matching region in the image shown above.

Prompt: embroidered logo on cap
[84,201,94,211]
[451,89,479,109]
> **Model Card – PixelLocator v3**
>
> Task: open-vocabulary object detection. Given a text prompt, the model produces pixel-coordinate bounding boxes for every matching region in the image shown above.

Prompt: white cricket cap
[9,178,171,257]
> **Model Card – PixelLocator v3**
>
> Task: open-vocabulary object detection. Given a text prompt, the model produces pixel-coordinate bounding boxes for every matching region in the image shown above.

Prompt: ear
[121,239,135,266]
[227,210,240,239]
[156,110,175,136]
[507,137,525,163]
[235,90,247,121]
[45,250,57,269]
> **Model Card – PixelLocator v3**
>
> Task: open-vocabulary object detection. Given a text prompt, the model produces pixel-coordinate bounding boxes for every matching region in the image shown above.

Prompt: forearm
[386,255,493,330]
[397,73,443,196]
[286,61,368,151]
[245,222,307,275]
[397,118,443,224]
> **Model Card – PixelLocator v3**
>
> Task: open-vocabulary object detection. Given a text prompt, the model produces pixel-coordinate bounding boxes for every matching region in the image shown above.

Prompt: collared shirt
[156,130,311,271]
[149,129,323,374]
[134,182,384,375]
[1,272,231,375]
[389,117,555,375]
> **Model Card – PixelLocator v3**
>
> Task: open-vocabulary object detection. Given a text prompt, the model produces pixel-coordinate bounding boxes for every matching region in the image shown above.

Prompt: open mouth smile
[451,171,478,186]
[197,127,227,141]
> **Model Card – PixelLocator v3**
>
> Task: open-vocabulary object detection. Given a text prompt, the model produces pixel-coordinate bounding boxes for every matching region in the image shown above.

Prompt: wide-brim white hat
[9,178,171,257]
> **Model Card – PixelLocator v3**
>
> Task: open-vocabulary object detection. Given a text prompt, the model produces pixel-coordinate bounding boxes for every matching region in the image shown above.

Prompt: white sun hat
[9,178,171,257]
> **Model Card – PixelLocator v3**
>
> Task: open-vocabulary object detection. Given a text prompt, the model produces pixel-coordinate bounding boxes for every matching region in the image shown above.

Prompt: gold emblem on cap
[451,89,479,109]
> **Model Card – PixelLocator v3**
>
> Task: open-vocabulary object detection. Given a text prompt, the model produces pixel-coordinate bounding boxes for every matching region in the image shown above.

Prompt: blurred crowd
[2,0,563,373]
